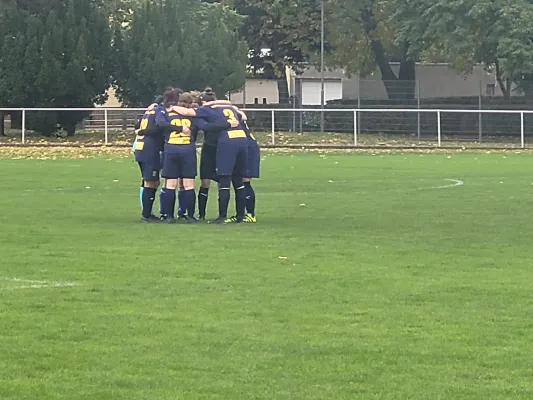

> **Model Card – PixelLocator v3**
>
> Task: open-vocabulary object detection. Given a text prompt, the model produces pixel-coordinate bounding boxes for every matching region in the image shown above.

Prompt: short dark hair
[201,87,216,102]
[163,88,178,107]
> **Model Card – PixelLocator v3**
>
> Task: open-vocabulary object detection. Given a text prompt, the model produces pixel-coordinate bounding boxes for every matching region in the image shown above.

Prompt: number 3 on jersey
[223,109,246,139]
[223,109,238,122]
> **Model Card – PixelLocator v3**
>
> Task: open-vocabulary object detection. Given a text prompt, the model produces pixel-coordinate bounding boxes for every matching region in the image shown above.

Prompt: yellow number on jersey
[170,118,192,128]
[135,135,145,150]
[168,132,191,145]
[223,108,245,139]
[168,119,192,145]
[140,118,149,130]
[223,109,238,122]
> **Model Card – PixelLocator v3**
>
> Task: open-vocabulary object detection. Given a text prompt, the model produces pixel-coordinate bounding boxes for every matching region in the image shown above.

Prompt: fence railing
[1,107,533,148]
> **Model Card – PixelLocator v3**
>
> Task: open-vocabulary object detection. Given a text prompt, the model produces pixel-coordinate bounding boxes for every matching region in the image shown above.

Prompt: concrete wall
[292,64,521,101]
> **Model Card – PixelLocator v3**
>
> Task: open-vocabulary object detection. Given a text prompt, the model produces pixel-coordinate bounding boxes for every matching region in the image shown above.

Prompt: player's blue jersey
[159,111,208,153]
[242,120,257,142]
[194,105,247,144]
[134,105,165,161]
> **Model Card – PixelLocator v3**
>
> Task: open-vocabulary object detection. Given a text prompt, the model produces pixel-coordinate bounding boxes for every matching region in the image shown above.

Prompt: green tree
[226,0,324,103]
[114,0,247,106]
[326,0,418,100]
[0,0,113,135]
[94,0,143,29]
[394,0,533,99]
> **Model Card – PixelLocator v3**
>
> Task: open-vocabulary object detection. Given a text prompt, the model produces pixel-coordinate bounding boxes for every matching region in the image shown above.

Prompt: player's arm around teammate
[172,89,249,224]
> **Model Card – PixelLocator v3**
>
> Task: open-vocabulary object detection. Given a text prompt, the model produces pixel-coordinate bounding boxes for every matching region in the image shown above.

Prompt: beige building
[229,78,280,104]
[292,63,521,104]
[101,63,514,107]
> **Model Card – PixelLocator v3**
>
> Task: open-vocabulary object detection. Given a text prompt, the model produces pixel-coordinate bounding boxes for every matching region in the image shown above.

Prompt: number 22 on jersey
[168,118,192,145]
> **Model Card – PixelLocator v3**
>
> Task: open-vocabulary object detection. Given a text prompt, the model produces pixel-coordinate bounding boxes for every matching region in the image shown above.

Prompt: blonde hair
[178,92,193,107]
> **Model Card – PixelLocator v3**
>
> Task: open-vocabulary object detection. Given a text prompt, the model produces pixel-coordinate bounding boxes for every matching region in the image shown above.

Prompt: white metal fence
[1,107,532,147]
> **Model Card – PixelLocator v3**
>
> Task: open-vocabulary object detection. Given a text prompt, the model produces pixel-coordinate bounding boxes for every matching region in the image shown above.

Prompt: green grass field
[1,149,533,399]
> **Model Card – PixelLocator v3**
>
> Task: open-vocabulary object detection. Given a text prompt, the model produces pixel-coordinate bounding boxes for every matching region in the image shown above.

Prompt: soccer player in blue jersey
[196,91,221,220]
[229,118,260,223]
[134,90,185,222]
[171,89,248,224]
[202,100,260,223]
[158,91,238,223]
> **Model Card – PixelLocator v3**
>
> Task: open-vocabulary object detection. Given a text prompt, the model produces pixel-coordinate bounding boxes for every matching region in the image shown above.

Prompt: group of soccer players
[133,87,260,224]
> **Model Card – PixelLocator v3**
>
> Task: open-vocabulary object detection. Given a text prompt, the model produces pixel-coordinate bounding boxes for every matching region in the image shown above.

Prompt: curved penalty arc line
[427,179,464,190]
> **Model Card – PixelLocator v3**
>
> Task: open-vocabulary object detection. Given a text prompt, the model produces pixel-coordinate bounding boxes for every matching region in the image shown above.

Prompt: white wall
[301,80,343,105]
[294,63,522,101]
[230,79,279,104]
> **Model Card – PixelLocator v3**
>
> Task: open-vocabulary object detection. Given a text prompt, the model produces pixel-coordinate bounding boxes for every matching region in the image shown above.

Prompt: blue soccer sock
[232,177,246,219]
[162,188,176,218]
[218,189,230,218]
[185,189,196,218]
[159,187,166,216]
[141,187,157,219]
[177,187,186,217]
[244,181,255,216]
[198,187,209,218]
[234,186,246,219]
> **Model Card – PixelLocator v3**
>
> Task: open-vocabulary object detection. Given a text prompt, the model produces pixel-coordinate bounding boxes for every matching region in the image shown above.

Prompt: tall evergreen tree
[113,0,247,106]
[0,0,113,135]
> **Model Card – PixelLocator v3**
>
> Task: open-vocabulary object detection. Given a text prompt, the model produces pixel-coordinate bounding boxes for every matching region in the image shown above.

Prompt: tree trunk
[0,111,5,136]
[277,76,290,104]
[495,59,511,100]
[397,56,416,100]
[360,8,415,101]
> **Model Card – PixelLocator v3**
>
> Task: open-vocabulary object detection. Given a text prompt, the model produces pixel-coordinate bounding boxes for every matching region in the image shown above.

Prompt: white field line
[425,179,464,190]
[261,178,466,196]
[1,277,79,290]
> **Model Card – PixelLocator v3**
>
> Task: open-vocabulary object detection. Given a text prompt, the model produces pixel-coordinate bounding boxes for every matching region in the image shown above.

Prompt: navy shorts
[200,144,217,180]
[162,149,197,179]
[216,140,248,177]
[245,141,260,178]
[138,161,160,181]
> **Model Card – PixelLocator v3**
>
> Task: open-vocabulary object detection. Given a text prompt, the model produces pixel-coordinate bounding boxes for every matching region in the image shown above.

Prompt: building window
[254,98,259,104]
[486,84,495,96]
[262,98,267,104]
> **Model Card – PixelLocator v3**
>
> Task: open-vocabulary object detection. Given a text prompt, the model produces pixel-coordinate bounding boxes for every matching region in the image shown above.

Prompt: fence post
[122,111,127,131]
[353,110,358,146]
[21,109,26,144]
[478,80,482,143]
[291,96,296,132]
[437,111,441,147]
[357,76,361,134]
[104,109,108,145]
[417,81,421,141]
[271,109,275,145]
[521,112,525,148]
